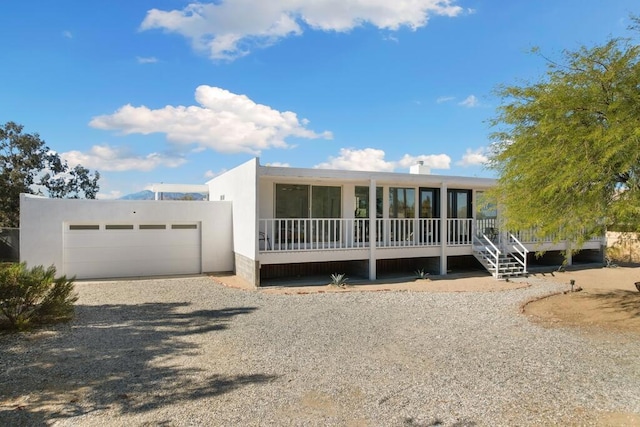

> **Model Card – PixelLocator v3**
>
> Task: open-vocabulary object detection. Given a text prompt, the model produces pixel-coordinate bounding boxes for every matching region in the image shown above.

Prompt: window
[476,191,497,239]
[275,184,309,218]
[311,186,341,218]
[419,188,440,218]
[140,224,167,230]
[275,184,342,218]
[447,189,472,218]
[274,184,342,244]
[105,224,134,230]
[355,186,383,218]
[171,224,198,229]
[69,224,99,230]
[389,187,415,218]
[476,191,497,220]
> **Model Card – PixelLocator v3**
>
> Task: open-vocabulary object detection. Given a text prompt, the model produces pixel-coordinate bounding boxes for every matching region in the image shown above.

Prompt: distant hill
[119,190,207,201]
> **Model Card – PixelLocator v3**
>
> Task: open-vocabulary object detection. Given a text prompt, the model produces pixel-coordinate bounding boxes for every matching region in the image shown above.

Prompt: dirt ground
[210,272,530,294]
[212,265,640,337]
[523,266,640,335]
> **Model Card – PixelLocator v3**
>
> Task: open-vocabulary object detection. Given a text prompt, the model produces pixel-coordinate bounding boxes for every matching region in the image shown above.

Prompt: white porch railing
[511,227,602,245]
[376,218,441,248]
[447,218,473,246]
[511,228,556,244]
[258,218,367,251]
[258,218,478,252]
[475,218,498,237]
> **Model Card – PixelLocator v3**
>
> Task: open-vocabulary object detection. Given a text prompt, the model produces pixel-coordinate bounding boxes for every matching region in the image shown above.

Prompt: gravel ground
[1,276,639,426]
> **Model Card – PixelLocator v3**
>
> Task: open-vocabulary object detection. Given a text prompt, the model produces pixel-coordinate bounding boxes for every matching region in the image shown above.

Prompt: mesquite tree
[488,21,640,246]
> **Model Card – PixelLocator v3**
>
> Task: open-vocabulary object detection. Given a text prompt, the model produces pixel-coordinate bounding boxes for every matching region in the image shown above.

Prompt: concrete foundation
[235,252,260,287]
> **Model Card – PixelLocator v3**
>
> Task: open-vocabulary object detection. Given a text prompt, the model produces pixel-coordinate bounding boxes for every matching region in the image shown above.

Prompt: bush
[0,263,78,330]
[329,273,348,287]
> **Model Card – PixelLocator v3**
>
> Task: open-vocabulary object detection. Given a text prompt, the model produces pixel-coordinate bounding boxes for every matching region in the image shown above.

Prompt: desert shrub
[329,273,348,287]
[414,269,430,280]
[0,263,78,330]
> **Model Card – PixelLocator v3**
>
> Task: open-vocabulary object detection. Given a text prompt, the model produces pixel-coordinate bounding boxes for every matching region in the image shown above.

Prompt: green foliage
[38,276,78,320]
[488,22,640,247]
[0,121,100,227]
[0,263,78,330]
[329,273,348,287]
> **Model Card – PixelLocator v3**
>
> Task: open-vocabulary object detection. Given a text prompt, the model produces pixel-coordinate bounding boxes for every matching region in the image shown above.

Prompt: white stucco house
[20,158,604,286]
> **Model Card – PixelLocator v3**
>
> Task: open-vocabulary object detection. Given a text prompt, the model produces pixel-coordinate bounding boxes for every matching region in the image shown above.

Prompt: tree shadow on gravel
[0,302,277,425]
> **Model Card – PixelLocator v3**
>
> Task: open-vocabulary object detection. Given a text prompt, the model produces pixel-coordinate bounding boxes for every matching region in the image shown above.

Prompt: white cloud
[97,190,123,200]
[140,1,463,60]
[204,168,230,179]
[90,85,332,155]
[62,145,187,172]
[314,148,450,172]
[458,95,478,108]
[436,96,455,104]
[264,162,290,167]
[62,30,73,39]
[383,34,400,43]
[137,56,158,64]
[397,153,451,169]
[315,148,396,172]
[457,147,488,167]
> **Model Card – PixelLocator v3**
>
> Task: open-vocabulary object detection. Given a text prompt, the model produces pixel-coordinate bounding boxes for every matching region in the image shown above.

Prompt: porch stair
[472,234,528,279]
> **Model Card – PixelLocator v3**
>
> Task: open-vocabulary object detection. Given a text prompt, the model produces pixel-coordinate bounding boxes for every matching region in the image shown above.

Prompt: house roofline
[258,164,496,188]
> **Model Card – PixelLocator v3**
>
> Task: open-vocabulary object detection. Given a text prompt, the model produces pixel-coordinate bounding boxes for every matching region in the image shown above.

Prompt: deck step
[473,245,527,279]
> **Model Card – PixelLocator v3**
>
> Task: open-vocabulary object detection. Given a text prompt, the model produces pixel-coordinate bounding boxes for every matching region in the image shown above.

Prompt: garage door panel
[64,245,200,263]
[66,259,200,279]
[63,224,201,279]
[64,231,194,249]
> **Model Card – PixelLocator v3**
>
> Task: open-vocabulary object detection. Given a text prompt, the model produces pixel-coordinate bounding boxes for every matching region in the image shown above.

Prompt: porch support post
[368,179,377,280]
[439,182,448,275]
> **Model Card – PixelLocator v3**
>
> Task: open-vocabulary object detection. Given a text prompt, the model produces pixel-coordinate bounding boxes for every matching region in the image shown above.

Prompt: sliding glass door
[420,188,440,244]
[274,184,342,246]
[389,187,415,242]
[355,186,383,242]
[447,189,472,244]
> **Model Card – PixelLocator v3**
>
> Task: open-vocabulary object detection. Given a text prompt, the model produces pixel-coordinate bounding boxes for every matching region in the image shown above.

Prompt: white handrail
[508,232,528,272]
[473,234,501,278]
[482,234,501,256]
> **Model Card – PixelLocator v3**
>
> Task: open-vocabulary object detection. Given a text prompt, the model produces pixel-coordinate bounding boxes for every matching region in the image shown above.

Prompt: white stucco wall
[20,194,233,277]
[207,158,258,260]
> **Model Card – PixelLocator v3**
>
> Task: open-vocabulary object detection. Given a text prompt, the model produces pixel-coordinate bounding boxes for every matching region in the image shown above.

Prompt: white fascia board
[258,166,496,189]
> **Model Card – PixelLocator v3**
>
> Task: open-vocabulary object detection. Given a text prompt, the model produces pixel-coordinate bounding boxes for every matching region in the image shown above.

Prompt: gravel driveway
[1,276,639,426]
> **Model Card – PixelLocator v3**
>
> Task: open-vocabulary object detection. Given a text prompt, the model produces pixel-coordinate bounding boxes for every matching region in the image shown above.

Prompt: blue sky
[1,0,638,198]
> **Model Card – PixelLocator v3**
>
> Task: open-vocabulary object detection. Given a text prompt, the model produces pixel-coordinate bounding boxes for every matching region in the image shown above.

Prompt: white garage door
[63,222,201,279]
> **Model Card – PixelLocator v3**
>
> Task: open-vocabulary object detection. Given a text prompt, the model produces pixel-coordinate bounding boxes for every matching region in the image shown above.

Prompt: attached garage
[20,195,234,280]
[63,223,201,279]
